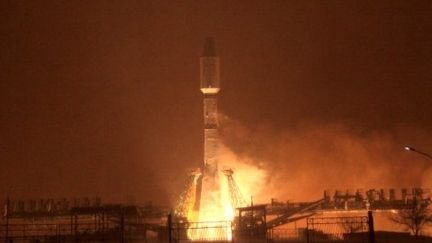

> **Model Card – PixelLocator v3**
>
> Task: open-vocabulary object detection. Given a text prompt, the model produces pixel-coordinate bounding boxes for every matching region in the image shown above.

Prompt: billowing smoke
[219,115,432,203]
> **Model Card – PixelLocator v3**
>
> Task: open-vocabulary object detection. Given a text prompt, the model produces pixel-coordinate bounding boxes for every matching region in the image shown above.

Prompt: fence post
[70,214,73,236]
[231,221,234,243]
[167,214,172,243]
[5,196,9,243]
[74,214,78,242]
[120,210,125,243]
[367,211,375,243]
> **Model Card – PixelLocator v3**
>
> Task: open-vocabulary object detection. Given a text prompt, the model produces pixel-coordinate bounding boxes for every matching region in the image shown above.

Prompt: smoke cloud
[219,115,432,203]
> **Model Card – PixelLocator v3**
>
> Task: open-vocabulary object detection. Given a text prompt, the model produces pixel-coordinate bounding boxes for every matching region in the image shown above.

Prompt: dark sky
[1,1,431,204]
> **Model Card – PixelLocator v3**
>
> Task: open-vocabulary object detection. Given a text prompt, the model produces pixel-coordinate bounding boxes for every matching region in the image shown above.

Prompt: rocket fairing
[200,38,220,94]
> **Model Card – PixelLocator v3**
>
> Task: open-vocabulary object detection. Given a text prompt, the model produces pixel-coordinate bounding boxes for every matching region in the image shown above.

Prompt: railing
[170,221,233,242]
[0,216,377,242]
[307,216,370,242]
[0,221,136,241]
[268,228,306,241]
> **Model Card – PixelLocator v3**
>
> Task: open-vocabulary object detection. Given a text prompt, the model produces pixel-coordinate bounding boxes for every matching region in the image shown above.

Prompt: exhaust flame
[188,171,234,240]
[186,144,266,241]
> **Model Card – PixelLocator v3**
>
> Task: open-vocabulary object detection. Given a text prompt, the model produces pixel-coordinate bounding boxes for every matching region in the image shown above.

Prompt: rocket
[193,37,221,212]
[200,37,220,177]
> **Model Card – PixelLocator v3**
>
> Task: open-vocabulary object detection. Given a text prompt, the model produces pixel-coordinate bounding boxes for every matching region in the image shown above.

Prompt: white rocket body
[193,38,221,214]
[200,38,220,177]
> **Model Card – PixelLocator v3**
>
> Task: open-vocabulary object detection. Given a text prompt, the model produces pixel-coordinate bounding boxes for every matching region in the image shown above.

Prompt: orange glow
[186,144,267,240]
[187,171,234,240]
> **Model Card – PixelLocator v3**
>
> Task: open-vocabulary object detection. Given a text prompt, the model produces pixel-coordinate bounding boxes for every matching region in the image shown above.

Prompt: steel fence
[171,221,232,242]
[307,216,369,243]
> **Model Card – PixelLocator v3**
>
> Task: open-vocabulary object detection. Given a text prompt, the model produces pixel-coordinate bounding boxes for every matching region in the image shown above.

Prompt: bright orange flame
[188,171,234,240]
[186,145,267,241]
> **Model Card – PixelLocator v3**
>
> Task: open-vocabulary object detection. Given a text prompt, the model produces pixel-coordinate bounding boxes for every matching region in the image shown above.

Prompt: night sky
[1,1,432,205]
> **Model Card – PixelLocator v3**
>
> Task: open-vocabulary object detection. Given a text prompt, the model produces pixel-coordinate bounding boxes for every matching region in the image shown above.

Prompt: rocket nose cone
[203,37,216,56]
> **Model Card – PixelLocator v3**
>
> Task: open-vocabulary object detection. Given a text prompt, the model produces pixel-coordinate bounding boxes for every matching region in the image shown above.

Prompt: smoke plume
[219,115,432,203]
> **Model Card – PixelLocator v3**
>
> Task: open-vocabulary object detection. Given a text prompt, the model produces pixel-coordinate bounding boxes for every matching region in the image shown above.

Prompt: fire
[187,171,234,241]
[186,145,267,241]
